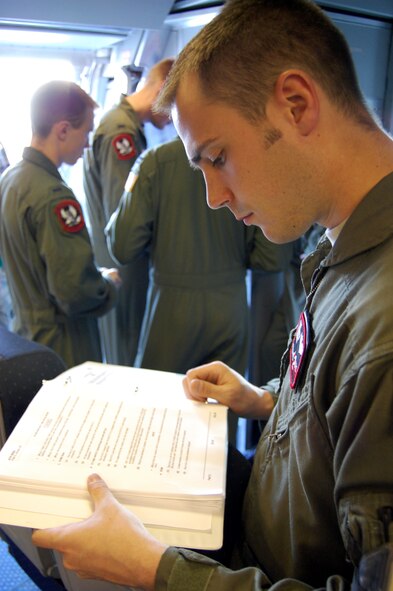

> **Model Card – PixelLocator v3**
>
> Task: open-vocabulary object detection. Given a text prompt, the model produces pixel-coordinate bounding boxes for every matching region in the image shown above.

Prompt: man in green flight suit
[83,58,174,366]
[0,81,120,368]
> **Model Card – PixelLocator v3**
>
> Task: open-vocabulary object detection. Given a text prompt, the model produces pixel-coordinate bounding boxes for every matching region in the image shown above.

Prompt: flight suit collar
[323,171,393,267]
[22,147,62,181]
[300,171,393,293]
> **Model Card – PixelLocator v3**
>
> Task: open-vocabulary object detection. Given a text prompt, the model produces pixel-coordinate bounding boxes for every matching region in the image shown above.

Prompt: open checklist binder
[0,362,228,550]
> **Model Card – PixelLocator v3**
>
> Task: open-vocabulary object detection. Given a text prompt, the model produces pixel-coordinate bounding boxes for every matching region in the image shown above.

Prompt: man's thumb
[87,473,111,508]
[190,378,214,400]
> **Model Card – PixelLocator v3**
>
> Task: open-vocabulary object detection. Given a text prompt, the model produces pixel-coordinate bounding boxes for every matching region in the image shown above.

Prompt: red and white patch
[289,311,310,389]
[112,133,137,160]
[54,200,85,233]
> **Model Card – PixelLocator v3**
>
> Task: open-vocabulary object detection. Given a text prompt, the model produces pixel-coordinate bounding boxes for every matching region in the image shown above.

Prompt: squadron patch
[54,200,85,233]
[289,310,310,389]
[112,133,137,160]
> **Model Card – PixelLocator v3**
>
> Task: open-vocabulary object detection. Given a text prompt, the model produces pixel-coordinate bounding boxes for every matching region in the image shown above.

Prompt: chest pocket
[276,374,312,434]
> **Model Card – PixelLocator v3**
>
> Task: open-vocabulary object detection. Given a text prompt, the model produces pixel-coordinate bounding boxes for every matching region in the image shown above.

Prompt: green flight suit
[0,147,117,368]
[83,95,149,365]
[107,137,287,375]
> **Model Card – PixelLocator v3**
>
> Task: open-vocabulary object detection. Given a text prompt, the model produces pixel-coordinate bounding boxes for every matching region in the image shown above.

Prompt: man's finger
[32,522,72,549]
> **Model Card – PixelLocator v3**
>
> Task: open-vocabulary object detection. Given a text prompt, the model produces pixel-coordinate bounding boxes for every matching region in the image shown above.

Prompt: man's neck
[319,118,393,230]
[126,89,152,124]
[30,137,60,168]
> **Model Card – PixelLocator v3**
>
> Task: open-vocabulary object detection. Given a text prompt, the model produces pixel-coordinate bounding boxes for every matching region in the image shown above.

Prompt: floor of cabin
[0,535,66,590]
[0,538,41,590]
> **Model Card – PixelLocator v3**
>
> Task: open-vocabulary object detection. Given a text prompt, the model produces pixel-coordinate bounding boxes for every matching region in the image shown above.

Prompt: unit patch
[112,133,137,160]
[289,310,310,389]
[54,200,85,233]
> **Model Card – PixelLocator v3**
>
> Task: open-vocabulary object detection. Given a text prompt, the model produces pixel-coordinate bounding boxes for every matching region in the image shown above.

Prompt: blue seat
[0,326,66,589]
[0,326,66,440]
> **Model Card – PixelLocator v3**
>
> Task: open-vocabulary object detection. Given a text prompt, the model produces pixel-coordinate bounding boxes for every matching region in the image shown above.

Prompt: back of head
[157,0,373,128]
[143,57,175,88]
[31,80,97,138]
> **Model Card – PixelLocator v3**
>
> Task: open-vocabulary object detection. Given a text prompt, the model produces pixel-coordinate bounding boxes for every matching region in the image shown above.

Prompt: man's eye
[211,152,225,168]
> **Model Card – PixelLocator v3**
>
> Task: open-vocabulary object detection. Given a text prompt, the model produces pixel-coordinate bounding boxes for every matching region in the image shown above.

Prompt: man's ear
[274,70,319,136]
[53,120,70,141]
[154,79,166,99]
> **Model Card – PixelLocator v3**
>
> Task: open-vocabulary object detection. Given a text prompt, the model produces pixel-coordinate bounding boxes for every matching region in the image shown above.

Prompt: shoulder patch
[54,200,85,233]
[112,133,137,160]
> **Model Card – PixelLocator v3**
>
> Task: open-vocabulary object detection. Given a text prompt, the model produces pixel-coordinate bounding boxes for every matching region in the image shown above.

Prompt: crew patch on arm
[54,200,85,233]
[112,133,137,160]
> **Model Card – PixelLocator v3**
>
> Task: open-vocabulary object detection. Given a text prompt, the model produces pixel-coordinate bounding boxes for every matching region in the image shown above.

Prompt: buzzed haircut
[156,0,375,129]
[144,57,175,86]
[31,81,98,138]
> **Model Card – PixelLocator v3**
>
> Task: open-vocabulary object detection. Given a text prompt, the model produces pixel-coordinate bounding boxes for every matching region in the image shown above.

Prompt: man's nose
[204,172,232,210]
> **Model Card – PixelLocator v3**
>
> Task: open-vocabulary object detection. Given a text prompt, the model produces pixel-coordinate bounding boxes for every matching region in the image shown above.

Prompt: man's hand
[100,267,122,288]
[32,474,168,590]
[183,361,274,420]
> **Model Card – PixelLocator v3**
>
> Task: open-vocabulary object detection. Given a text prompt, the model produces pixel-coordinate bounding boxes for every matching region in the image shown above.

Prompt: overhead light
[0,29,70,46]
[0,27,125,50]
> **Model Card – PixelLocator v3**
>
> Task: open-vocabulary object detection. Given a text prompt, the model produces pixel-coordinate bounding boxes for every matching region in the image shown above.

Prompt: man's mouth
[240,213,253,225]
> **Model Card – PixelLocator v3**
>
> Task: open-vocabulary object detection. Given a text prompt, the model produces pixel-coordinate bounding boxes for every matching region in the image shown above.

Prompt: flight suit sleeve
[157,547,378,590]
[33,192,117,317]
[246,227,292,273]
[156,548,279,591]
[106,151,156,265]
[94,129,143,221]
[334,361,393,572]
[156,546,355,591]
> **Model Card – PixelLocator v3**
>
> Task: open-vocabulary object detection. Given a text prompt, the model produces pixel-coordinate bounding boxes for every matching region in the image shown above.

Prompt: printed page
[0,365,227,502]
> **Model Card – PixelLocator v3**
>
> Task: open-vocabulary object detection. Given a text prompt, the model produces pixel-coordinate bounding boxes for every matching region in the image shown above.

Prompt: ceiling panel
[170,0,393,19]
[0,0,175,32]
